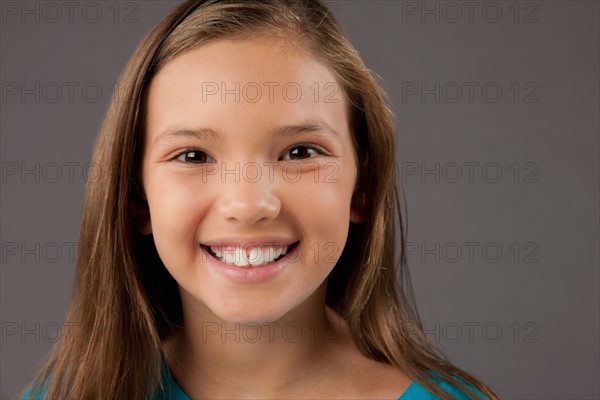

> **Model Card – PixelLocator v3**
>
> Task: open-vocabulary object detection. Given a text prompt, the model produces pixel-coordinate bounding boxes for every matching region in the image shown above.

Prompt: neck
[163,285,348,398]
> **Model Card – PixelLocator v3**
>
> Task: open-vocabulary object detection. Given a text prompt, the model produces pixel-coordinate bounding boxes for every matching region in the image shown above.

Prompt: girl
[22,1,499,399]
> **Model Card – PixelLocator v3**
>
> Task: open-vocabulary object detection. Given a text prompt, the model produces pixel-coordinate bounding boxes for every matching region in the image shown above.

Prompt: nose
[216,167,281,225]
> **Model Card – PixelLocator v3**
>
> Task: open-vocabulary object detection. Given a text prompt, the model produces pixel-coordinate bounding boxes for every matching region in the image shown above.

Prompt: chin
[215,305,290,325]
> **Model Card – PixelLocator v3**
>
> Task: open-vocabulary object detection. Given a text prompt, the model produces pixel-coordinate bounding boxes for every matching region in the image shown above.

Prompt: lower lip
[201,243,299,284]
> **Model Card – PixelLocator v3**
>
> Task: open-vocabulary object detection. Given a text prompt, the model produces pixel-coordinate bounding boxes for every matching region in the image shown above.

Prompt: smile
[201,241,300,267]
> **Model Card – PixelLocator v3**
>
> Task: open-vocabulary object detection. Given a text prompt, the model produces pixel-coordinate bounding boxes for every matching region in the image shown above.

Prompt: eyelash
[280,144,326,161]
[172,144,326,164]
[173,148,216,164]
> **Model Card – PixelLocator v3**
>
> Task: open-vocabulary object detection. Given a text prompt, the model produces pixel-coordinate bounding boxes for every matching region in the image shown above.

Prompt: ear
[350,190,365,223]
[350,153,368,223]
[132,195,152,235]
[132,172,152,234]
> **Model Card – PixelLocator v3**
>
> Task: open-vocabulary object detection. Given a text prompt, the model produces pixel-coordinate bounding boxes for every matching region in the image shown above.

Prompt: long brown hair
[22,1,499,399]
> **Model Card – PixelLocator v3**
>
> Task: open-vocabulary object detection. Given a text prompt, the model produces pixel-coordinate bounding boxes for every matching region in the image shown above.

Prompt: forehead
[144,36,348,141]
[151,34,330,86]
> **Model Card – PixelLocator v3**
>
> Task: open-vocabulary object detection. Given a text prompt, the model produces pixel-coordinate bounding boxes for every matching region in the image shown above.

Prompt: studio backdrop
[1,1,598,398]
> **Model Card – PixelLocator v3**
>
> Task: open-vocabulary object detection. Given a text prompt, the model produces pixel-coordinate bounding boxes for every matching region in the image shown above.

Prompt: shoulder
[399,373,488,400]
[155,358,191,400]
[20,384,47,400]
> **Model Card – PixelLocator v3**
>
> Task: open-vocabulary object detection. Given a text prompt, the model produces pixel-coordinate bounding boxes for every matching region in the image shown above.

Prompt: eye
[280,145,322,161]
[174,149,215,164]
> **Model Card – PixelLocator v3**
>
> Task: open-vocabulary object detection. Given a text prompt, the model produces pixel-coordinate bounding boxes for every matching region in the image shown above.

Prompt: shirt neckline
[162,362,420,400]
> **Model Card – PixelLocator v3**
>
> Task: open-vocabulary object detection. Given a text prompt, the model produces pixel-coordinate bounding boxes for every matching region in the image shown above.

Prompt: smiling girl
[22,1,498,399]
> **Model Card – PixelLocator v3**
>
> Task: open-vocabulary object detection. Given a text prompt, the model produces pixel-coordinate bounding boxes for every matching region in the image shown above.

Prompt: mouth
[200,241,300,268]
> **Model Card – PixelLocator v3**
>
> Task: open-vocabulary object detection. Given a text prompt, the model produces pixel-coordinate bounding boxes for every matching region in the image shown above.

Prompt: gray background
[1,0,598,398]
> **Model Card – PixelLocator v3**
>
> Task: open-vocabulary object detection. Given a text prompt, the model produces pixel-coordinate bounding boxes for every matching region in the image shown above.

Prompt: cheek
[146,175,212,259]
[283,168,355,255]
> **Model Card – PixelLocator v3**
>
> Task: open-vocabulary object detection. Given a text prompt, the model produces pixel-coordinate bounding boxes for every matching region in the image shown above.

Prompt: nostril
[216,190,282,226]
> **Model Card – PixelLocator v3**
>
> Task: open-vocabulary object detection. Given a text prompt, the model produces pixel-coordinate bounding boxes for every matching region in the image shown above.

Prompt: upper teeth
[209,245,289,267]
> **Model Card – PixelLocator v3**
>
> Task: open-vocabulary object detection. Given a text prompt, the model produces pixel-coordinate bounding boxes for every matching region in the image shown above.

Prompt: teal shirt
[23,362,487,399]
[157,361,487,400]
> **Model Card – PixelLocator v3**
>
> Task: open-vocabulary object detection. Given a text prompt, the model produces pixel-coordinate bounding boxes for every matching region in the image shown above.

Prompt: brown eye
[176,150,214,164]
[282,146,319,160]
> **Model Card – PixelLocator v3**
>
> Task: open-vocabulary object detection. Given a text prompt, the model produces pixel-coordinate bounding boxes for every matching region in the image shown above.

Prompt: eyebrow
[153,127,219,144]
[275,122,340,138]
[153,121,339,144]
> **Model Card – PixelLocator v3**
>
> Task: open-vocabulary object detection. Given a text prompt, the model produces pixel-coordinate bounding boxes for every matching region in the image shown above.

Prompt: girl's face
[140,35,361,323]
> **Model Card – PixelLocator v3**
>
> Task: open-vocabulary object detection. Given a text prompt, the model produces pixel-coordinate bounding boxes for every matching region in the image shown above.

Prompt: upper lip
[200,237,298,249]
